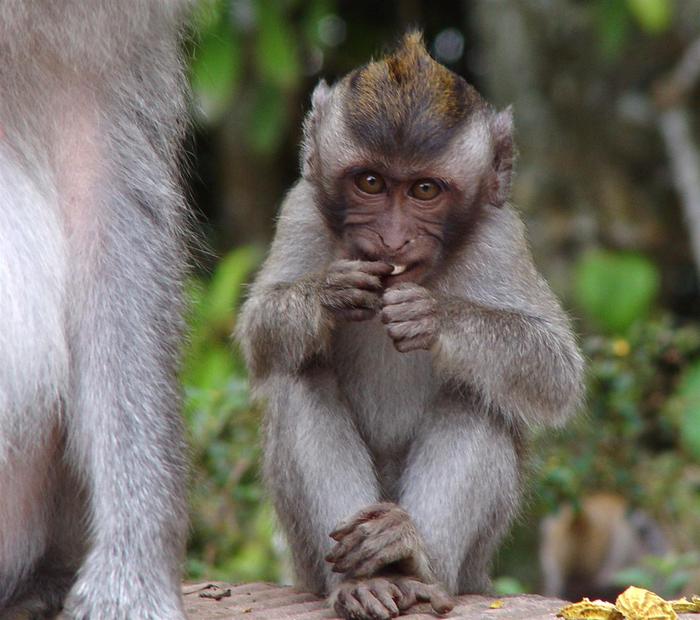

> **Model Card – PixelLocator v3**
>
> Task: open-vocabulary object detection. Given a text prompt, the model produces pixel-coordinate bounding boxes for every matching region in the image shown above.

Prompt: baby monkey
[237,32,583,620]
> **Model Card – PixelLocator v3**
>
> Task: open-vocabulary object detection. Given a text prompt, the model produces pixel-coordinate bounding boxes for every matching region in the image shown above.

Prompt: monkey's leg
[399,406,521,594]
[262,373,380,596]
[7,454,90,619]
[0,148,71,615]
[60,208,188,620]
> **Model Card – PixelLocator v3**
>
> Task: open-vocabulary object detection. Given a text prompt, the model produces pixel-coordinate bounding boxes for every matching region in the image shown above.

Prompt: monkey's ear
[489,106,515,208]
[311,79,332,110]
[301,80,332,178]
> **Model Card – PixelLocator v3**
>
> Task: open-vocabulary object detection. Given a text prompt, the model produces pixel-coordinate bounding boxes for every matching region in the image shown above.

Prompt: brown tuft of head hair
[344,31,483,158]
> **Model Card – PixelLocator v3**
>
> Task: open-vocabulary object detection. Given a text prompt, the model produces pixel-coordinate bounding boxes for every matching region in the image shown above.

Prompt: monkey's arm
[236,182,332,377]
[384,206,583,428]
[237,181,391,378]
[438,207,583,427]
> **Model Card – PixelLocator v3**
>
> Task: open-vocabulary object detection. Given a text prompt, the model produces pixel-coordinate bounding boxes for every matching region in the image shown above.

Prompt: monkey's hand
[331,576,455,620]
[319,260,393,322]
[381,284,438,352]
[326,503,435,583]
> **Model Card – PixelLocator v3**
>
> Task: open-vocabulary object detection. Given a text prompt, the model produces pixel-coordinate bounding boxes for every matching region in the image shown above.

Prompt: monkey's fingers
[385,318,433,342]
[330,504,394,541]
[369,581,402,616]
[332,260,394,277]
[328,271,384,292]
[333,581,400,620]
[324,289,381,318]
[343,540,413,578]
[393,334,435,353]
[354,261,394,277]
[334,587,366,620]
[328,527,406,574]
[395,579,455,616]
[423,584,456,616]
[355,584,398,620]
[328,510,400,561]
[381,299,435,324]
[382,283,430,305]
[326,529,365,563]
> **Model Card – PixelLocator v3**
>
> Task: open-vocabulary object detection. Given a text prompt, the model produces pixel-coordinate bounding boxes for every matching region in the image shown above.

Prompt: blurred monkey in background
[0,2,191,618]
[540,493,669,602]
[238,32,584,620]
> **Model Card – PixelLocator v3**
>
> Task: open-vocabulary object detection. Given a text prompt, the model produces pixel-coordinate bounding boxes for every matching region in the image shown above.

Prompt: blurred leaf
[492,576,527,595]
[626,0,672,33]
[203,245,261,326]
[574,251,660,334]
[248,84,288,154]
[190,4,241,122]
[594,0,632,58]
[184,246,261,394]
[612,566,655,590]
[668,361,700,460]
[255,0,301,89]
[187,345,236,392]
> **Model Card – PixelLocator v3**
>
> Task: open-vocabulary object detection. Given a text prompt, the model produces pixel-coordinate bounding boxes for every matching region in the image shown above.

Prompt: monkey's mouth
[385,262,425,283]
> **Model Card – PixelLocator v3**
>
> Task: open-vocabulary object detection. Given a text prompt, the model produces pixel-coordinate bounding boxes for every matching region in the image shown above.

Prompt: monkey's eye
[410,179,441,201]
[354,172,386,195]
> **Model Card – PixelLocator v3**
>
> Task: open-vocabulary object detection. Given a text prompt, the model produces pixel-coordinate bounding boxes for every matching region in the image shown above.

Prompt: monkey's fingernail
[390,264,407,275]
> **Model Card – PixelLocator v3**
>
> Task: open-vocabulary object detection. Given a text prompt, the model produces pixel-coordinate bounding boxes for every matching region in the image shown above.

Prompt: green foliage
[594,0,633,58]
[594,0,672,58]
[189,0,339,153]
[184,247,280,582]
[665,360,700,461]
[612,552,700,598]
[184,246,262,389]
[626,0,672,33]
[189,0,241,121]
[248,82,288,155]
[536,318,700,509]
[573,250,660,335]
[493,576,527,596]
[255,2,301,89]
[493,318,700,594]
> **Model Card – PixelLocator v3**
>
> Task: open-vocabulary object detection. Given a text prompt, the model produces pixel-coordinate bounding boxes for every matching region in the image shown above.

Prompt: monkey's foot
[331,576,454,620]
[326,503,433,581]
[59,578,186,620]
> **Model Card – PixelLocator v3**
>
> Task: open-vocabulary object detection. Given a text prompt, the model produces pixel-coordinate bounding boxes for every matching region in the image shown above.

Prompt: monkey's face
[336,167,459,284]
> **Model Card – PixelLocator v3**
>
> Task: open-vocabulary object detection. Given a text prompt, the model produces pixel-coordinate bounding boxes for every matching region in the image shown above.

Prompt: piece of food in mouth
[390,264,407,275]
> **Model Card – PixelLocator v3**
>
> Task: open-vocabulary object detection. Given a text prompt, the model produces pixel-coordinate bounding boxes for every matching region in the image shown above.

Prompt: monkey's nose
[378,234,412,253]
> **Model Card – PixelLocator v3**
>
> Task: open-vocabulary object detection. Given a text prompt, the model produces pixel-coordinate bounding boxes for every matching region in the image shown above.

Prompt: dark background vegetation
[182,0,700,596]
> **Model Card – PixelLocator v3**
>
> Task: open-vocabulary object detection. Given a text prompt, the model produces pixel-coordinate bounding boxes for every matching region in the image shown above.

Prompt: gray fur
[0,2,190,618]
[237,79,584,611]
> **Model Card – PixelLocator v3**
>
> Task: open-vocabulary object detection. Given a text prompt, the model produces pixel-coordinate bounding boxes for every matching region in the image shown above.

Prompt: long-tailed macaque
[0,2,190,618]
[237,32,584,620]
[540,493,669,602]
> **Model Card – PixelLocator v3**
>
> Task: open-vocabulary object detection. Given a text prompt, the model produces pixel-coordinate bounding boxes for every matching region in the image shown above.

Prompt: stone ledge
[183,582,568,619]
[184,583,700,619]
